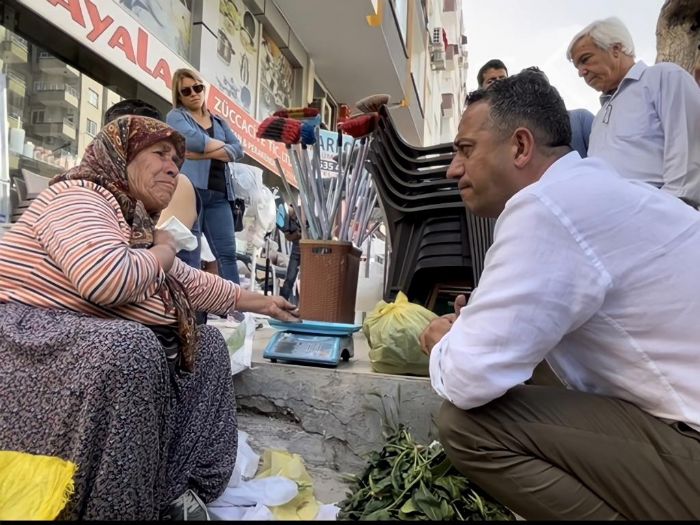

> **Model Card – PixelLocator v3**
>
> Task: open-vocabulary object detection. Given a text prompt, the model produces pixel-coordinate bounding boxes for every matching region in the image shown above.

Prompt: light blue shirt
[568,108,594,158]
[588,61,700,206]
[430,152,700,431]
[166,107,244,201]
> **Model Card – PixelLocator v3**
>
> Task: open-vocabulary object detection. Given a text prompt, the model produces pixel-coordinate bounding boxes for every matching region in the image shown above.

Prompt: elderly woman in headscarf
[0,116,298,520]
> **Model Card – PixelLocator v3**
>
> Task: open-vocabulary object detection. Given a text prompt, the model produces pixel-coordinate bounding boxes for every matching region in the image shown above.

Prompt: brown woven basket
[298,239,362,323]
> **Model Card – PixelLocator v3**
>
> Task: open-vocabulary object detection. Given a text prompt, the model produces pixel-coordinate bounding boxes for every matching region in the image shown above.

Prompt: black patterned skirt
[0,303,237,519]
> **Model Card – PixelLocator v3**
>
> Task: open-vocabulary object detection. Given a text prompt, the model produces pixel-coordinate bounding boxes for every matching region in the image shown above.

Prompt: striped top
[0,180,240,325]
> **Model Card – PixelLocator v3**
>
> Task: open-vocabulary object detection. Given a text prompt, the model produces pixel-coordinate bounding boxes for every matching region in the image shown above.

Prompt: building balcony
[7,113,22,130]
[441,93,454,117]
[441,0,459,34]
[37,52,80,77]
[0,35,29,64]
[33,83,79,109]
[271,0,406,117]
[31,118,77,142]
[7,73,26,98]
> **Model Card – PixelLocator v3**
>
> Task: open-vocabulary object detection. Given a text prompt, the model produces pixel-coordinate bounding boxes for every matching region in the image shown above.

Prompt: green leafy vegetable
[337,425,514,521]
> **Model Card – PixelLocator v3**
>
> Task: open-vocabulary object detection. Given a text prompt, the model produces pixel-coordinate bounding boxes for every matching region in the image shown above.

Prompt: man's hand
[150,229,177,272]
[454,294,468,315]
[419,317,454,356]
[235,290,300,322]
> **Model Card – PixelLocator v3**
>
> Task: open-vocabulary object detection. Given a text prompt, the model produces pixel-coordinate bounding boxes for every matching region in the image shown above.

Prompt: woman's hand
[235,290,300,322]
[185,151,204,160]
[150,229,177,272]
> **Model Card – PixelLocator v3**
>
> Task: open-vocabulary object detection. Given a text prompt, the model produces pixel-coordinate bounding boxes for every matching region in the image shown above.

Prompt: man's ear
[512,128,535,169]
[611,43,622,57]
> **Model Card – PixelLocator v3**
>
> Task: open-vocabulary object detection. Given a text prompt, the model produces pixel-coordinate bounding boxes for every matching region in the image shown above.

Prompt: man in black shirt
[280,204,301,302]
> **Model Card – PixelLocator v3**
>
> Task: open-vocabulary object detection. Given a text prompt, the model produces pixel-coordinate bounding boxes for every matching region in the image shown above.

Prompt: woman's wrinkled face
[126,140,181,213]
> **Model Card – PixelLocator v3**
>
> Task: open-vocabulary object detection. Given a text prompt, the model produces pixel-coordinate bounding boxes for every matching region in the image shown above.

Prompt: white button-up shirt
[429,152,700,431]
[588,61,700,206]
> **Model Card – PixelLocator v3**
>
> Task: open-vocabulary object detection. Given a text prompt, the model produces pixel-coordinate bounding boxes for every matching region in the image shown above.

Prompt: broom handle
[327,136,357,236]
[290,147,320,239]
[340,140,371,241]
[274,157,307,240]
[310,133,331,239]
[301,144,326,238]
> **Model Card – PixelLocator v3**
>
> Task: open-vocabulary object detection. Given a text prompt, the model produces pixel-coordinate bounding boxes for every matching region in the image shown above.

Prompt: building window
[31,110,45,124]
[1,25,120,181]
[86,119,98,137]
[392,0,409,49]
[88,88,99,108]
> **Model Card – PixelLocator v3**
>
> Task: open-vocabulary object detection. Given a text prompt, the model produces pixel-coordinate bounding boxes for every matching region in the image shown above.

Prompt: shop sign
[318,130,356,179]
[208,85,296,185]
[16,0,295,184]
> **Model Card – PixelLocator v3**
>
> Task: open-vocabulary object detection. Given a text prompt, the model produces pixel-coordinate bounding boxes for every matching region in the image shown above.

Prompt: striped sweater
[0,180,240,325]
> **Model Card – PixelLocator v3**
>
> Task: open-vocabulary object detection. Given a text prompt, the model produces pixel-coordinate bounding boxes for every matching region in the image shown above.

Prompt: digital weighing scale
[263,319,362,367]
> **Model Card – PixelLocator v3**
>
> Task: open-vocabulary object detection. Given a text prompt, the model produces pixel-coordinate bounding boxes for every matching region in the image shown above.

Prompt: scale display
[263,331,354,367]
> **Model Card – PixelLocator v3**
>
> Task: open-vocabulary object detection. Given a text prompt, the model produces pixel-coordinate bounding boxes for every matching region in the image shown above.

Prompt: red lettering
[84,0,114,42]
[136,29,153,75]
[108,27,136,64]
[48,0,85,27]
[151,59,172,88]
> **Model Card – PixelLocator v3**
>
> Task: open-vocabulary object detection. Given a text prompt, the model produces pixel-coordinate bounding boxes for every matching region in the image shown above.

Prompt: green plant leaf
[362,509,393,521]
[429,455,453,479]
[412,481,446,520]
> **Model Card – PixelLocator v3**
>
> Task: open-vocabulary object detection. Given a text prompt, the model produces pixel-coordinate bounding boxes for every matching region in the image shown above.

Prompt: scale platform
[263,319,362,367]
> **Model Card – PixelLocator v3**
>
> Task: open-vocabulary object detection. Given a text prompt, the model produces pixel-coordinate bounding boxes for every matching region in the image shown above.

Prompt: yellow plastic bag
[0,450,76,520]
[363,291,437,376]
[255,449,319,520]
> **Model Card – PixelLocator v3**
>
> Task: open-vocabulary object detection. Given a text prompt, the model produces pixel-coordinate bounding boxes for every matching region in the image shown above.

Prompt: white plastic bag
[230,163,264,210]
[210,476,298,507]
[208,502,274,521]
[228,430,260,488]
[226,313,255,375]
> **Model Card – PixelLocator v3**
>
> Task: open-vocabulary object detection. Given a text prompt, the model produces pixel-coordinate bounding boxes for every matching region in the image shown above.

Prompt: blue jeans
[179,189,240,285]
[281,250,300,302]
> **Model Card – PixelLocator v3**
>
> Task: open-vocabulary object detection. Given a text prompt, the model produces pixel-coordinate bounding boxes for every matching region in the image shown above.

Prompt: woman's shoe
[162,489,210,521]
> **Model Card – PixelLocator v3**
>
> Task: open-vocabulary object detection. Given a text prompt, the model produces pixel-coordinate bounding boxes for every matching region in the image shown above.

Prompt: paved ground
[237,410,354,506]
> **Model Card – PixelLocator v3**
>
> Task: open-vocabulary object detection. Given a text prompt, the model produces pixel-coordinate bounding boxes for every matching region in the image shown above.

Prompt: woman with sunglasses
[166,68,244,285]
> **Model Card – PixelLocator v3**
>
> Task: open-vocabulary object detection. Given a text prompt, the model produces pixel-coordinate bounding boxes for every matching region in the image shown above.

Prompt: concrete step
[214,318,444,477]
[237,410,352,505]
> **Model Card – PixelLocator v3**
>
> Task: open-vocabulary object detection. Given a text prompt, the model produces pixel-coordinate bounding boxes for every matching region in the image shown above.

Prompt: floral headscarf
[51,116,198,372]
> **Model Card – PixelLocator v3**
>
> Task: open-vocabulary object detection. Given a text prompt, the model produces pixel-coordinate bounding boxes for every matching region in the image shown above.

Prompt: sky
[461,0,665,113]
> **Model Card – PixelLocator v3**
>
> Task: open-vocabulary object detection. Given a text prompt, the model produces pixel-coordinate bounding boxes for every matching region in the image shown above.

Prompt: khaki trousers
[438,385,700,520]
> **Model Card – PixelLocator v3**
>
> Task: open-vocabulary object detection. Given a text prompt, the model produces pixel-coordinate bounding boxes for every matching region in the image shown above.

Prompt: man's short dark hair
[466,70,572,151]
[104,99,163,123]
[476,59,508,88]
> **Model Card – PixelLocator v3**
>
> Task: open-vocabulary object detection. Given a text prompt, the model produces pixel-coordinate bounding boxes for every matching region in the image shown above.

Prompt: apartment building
[0,0,467,220]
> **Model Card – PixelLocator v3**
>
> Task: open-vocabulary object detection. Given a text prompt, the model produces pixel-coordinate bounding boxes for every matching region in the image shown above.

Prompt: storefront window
[213,0,260,115]
[258,30,296,120]
[115,0,193,62]
[0,24,121,217]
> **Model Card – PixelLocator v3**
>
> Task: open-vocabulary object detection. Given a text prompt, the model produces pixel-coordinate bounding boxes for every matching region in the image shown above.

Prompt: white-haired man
[568,17,700,207]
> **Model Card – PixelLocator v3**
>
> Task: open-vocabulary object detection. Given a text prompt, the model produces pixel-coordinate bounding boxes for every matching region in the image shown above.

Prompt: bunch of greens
[337,425,514,521]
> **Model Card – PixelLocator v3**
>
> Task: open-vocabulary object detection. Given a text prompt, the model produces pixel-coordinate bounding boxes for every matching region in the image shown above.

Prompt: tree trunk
[655,0,700,83]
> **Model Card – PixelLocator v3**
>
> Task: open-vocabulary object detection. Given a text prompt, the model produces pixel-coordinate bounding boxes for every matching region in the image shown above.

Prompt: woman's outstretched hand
[235,290,300,322]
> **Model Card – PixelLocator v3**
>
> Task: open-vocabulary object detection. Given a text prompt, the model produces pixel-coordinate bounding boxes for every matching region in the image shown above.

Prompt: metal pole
[0,73,11,224]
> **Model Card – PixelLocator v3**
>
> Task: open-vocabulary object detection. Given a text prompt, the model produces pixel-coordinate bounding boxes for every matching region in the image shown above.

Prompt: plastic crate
[298,240,362,323]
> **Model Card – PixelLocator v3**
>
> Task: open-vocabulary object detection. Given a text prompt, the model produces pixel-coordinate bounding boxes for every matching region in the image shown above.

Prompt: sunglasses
[179,83,205,97]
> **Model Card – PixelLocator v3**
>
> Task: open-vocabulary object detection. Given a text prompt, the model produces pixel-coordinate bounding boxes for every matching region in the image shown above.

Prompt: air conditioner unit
[313,97,334,130]
[431,49,446,71]
[430,27,444,52]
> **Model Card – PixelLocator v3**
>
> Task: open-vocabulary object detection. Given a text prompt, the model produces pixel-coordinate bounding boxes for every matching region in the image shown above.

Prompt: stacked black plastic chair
[367,104,496,308]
